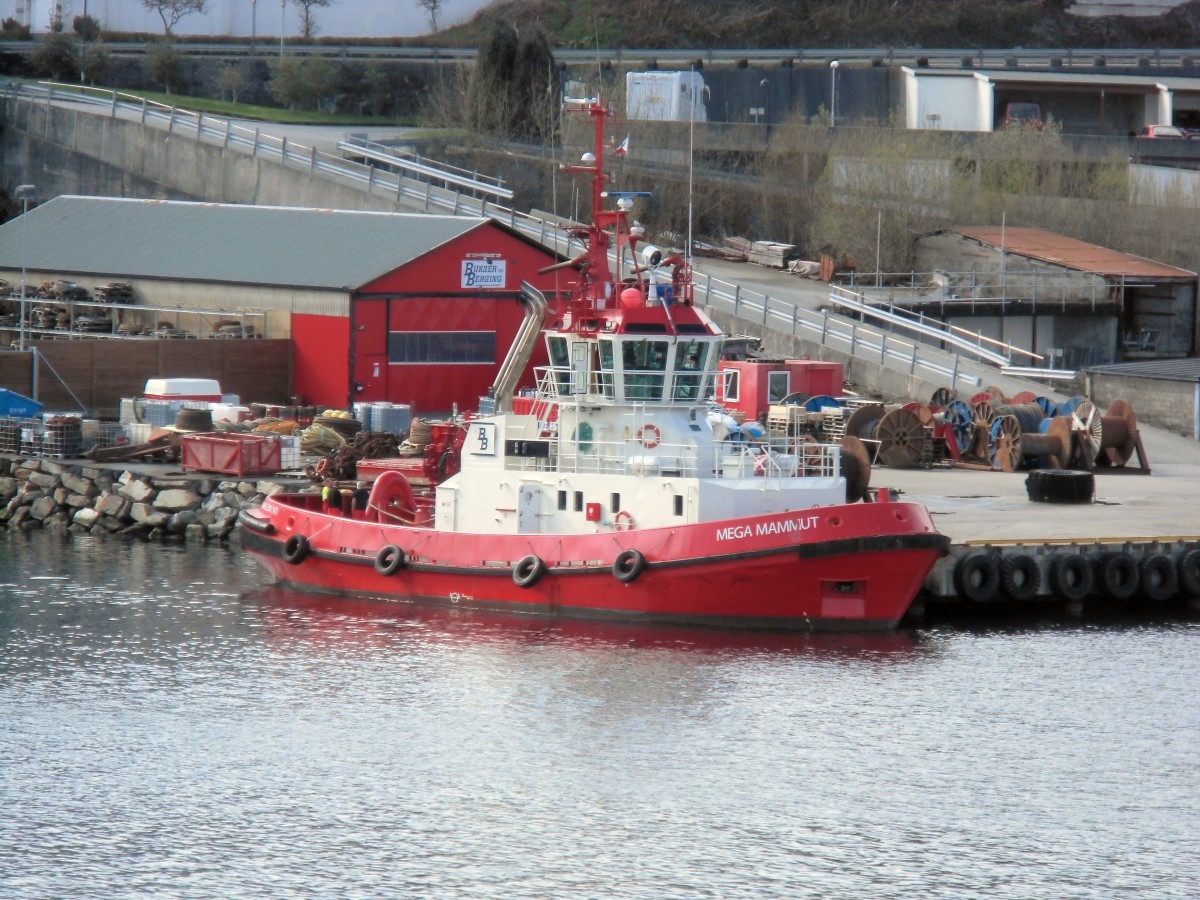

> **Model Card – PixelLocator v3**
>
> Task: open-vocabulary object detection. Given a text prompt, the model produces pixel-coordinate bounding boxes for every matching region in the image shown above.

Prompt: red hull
[240,497,948,631]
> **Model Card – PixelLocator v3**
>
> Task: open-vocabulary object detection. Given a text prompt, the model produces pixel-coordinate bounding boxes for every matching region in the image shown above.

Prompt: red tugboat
[239,97,949,630]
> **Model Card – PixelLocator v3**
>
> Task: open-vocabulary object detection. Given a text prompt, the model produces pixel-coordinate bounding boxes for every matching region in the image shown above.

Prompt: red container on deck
[180,433,282,476]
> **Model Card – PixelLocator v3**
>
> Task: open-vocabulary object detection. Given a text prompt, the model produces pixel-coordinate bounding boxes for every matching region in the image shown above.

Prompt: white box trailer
[626,71,708,122]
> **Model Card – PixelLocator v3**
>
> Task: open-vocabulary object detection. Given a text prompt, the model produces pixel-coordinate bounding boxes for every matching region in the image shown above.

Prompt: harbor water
[1,531,1197,899]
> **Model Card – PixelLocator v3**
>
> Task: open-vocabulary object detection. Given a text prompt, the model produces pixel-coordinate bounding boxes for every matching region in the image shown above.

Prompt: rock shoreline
[0,456,295,542]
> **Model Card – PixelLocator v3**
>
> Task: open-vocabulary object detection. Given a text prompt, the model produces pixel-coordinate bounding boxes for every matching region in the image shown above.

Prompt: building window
[388,331,496,364]
[767,371,790,403]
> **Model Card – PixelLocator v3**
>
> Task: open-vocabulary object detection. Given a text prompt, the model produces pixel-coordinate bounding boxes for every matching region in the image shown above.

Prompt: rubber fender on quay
[1000,554,1040,602]
[1138,554,1178,603]
[282,533,309,565]
[1096,552,1139,601]
[1048,553,1093,602]
[954,552,1001,603]
[513,554,546,588]
[374,544,405,577]
[1177,547,1200,597]
[612,548,647,583]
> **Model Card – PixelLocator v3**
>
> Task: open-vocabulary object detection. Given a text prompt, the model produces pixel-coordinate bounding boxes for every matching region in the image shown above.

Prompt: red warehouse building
[0,198,568,413]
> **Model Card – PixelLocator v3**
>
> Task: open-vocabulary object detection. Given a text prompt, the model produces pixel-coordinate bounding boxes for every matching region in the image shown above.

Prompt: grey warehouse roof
[1088,358,1200,382]
[0,196,502,291]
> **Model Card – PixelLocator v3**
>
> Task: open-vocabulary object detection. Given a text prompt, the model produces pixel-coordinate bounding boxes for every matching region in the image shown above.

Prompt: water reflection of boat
[243,586,926,661]
[239,97,948,631]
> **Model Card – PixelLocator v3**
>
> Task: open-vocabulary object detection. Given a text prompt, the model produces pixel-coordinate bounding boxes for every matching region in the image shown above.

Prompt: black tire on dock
[1177,547,1200,597]
[1139,554,1178,603]
[1096,552,1139,601]
[1025,469,1094,504]
[1048,553,1093,601]
[954,552,1001,603]
[1000,554,1040,602]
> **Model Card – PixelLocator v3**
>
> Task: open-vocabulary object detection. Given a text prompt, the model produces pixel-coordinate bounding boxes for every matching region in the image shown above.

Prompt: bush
[143,41,182,93]
[28,33,78,81]
[72,15,101,42]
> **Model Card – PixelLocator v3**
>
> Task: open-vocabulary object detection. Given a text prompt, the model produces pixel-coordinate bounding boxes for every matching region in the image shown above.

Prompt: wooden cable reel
[937,398,975,458]
[1018,416,1072,469]
[1069,399,1103,466]
[987,414,1023,471]
[875,406,932,469]
[1095,399,1140,468]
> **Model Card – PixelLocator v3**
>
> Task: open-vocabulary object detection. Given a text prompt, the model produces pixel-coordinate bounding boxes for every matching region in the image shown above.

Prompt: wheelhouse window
[547,335,571,394]
[388,331,495,364]
[622,339,668,401]
[672,339,711,400]
[597,339,616,398]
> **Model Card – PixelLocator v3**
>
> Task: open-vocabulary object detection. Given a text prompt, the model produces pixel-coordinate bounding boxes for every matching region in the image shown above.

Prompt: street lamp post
[14,184,36,353]
[830,59,840,128]
[250,0,257,47]
[280,0,285,58]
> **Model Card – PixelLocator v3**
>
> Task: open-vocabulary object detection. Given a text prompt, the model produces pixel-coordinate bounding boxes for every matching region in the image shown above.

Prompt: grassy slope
[443,0,1200,50]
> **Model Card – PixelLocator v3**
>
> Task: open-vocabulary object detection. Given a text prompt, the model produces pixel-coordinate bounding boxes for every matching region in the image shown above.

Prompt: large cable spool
[993,402,1045,435]
[1019,416,1072,469]
[1095,399,1140,467]
[987,414,1023,471]
[1069,399,1103,466]
[1009,390,1037,405]
[929,386,955,409]
[876,406,931,469]
[937,398,976,458]
[1035,396,1060,419]
[844,403,887,441]
[839,435,872,502]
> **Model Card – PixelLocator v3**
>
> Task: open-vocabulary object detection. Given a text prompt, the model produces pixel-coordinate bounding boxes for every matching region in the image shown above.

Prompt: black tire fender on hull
[513,554,546,588]
[375,544,406,577]
[282,533,309,565]
[612,549,647,583]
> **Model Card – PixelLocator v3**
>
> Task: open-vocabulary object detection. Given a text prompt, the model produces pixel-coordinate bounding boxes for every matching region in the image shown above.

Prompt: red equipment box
[180,433,282,476]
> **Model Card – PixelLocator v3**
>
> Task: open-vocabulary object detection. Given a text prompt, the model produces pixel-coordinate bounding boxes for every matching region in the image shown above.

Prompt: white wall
[904,70,992,132]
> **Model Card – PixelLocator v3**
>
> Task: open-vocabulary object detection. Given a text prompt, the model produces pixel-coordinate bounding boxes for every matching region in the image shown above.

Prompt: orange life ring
[614,510,635,531]
[637,424,661,449]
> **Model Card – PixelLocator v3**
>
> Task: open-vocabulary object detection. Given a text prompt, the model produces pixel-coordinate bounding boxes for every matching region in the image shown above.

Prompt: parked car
[1138,124,1190,138]
[998,100,1043,130]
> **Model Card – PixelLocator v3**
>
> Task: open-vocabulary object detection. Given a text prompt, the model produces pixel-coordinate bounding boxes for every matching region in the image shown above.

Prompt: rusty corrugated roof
[952,226,1196,279]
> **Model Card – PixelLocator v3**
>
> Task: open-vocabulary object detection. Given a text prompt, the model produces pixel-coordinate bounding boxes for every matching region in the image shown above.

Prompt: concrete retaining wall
[1087,372,1200,440]
[1,96,408,211]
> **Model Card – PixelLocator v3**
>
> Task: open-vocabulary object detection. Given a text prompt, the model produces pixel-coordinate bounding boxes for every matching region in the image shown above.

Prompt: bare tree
[140,0,207,36]
[293,0,333,39]
[416,0,443,34]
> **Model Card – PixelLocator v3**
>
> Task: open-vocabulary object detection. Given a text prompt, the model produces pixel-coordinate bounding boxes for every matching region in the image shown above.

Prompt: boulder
[154,488,203,511]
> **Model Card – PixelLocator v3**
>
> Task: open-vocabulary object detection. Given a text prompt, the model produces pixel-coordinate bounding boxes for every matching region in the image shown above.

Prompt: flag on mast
[614,135,630,155]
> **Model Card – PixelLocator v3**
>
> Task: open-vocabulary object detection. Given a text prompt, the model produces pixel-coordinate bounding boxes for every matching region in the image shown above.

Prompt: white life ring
[637,424,661,449]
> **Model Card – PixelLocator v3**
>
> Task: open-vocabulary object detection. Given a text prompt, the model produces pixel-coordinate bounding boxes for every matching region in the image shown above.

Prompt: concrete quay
[877,424,1200,608]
